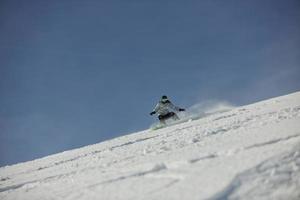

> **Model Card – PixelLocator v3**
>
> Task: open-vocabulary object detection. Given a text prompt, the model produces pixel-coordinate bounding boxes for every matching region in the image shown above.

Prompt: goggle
[161,98,168,102]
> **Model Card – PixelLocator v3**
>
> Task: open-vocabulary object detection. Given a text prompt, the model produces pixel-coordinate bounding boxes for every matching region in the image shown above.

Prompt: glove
[179,108,185,112]
[150,111,156,115]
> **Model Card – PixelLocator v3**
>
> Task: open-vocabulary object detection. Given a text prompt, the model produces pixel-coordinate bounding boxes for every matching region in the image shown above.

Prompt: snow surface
[1,92,300,200]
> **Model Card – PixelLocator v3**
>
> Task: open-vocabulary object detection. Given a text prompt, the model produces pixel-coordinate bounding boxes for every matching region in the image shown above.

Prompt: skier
[150,95,185,124]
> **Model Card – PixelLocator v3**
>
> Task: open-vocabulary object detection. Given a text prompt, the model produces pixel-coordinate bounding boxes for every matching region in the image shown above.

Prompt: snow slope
[1,92,300,200]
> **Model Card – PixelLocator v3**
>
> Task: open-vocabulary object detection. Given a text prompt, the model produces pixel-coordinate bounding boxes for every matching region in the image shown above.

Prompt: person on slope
[150,95,185,124]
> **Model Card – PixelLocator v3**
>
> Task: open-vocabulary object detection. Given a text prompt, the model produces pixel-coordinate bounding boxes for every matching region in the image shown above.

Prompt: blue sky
[0,0,299,166]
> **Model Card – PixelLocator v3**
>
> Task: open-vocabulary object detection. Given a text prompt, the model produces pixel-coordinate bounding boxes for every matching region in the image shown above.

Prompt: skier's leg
[169,112,179,121]
[158,115,167,125]
[172,113,180,120]
[159,119,166,125]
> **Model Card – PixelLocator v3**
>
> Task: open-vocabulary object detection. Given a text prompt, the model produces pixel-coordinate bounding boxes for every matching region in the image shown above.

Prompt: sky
[0,0,299,166]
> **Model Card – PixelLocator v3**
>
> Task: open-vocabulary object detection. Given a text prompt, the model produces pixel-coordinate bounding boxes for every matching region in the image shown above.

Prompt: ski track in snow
[210,143,300,200]
[1,92,300,200]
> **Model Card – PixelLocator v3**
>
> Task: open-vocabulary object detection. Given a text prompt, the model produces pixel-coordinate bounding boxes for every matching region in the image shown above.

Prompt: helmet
[161,95,168,100]
[161,95,168,103]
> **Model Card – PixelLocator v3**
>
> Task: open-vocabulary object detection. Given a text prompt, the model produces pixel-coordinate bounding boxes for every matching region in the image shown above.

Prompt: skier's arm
[154,103,161,112]
[169,101,185,112]
[150,103,160,115]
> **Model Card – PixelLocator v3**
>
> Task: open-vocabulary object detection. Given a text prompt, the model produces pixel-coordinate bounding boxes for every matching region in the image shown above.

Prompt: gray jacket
[153,100,181,115]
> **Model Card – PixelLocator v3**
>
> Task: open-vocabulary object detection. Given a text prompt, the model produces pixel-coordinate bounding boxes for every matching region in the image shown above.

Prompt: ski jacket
[152,100,181,115]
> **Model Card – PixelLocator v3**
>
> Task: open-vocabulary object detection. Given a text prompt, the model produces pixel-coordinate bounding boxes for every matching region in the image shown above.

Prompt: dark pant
[158,112,179,123]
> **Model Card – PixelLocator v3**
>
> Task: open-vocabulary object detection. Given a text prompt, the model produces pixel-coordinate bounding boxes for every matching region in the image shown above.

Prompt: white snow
[1,91,300,200]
